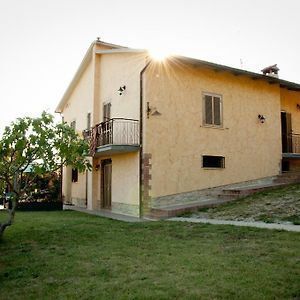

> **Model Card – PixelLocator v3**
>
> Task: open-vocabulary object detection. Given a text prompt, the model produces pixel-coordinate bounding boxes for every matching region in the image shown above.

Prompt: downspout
[139,59,151,218]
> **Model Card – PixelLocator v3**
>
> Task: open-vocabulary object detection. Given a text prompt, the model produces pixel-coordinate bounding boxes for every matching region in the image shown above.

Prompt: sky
[0,0,299,134]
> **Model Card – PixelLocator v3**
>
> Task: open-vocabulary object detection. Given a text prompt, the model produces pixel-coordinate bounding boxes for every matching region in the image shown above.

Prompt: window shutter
[103,103,111,121]
[87,113,91,129]
[213,96,221,125]
[204,95,213,125]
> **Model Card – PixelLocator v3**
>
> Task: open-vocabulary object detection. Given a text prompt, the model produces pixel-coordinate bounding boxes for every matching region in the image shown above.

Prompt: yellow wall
[60,44,300,212]
[144,61,282,198]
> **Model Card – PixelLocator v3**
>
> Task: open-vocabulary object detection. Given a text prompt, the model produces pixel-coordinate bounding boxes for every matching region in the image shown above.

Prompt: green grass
[195,184,300,224]
[1,211,300,299]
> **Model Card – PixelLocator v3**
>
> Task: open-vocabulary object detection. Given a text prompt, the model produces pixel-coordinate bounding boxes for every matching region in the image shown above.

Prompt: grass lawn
[0,211,300,299]
[192,184,300,225]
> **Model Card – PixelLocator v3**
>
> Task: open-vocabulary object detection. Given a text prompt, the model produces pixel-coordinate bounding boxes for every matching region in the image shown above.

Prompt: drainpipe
[139,59,151,218]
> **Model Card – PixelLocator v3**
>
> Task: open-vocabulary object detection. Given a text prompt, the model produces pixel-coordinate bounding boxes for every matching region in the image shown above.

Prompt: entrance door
[281,111,292,153]
[101,159,112,209]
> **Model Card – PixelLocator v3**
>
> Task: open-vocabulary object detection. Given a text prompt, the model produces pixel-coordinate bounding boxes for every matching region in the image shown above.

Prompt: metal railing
[284,133,300,154]
[96,118,139,147]
[289,133,300,153]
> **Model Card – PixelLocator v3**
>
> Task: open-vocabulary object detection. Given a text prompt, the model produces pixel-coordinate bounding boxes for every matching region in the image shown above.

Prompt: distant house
[55,40,300,217]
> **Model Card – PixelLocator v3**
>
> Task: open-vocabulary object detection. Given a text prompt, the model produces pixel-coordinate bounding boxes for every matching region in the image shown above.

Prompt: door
[281,111,292,153]
[101,159,112,209]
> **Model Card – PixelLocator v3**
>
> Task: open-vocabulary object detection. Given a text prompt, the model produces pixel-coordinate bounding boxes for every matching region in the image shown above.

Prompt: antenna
[240,58,244,69]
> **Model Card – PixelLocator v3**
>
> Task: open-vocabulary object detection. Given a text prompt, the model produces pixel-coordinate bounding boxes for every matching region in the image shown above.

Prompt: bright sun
[148,48,172,61]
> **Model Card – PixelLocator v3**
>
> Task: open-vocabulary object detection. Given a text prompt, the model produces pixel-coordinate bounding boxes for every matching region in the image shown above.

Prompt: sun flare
[148,48,172,61]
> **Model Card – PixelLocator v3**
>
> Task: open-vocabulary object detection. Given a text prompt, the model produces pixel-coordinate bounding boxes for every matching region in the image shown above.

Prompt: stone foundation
[112,202,139,217]
[71,197,87,208]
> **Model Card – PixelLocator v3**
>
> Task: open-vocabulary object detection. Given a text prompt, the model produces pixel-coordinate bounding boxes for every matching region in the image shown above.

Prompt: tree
[0,112,91,237]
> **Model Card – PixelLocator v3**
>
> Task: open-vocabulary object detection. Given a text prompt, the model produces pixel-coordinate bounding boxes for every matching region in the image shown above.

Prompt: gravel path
[169,217,300,232]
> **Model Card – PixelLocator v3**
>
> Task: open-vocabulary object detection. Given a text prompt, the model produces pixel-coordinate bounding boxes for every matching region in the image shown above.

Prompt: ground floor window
[72,168,78,182]
[202,155,225,168]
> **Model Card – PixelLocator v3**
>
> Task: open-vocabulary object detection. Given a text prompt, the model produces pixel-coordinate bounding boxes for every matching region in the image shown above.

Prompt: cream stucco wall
[91,52,146,215]
[61,57,94,205]
[93,152,140,216]
[98,53,146,121]
[60,49,147,213]
[144,61,282,198]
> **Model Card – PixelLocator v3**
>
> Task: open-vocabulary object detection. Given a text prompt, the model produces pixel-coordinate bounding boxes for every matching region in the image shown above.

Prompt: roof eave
[55,42,95,113]
[171,55,300,92]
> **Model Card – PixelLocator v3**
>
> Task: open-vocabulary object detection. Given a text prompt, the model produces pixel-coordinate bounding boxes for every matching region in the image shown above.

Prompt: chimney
[261,64,279,78]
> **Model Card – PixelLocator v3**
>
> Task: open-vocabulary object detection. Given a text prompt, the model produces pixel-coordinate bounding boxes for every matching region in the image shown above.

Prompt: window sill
[201,124,224,129]
[202,167,225,170]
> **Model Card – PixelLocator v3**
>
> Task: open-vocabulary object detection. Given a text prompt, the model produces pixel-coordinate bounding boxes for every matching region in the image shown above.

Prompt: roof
[171,55,300,92]
[56,41,300,113]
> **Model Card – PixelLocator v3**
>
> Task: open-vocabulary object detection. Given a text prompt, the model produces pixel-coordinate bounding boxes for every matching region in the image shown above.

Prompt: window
[72,168,78,182]
[202,155,225,168]
[203,93,222,126]
[87,112,91,129]
[103,103,111,121]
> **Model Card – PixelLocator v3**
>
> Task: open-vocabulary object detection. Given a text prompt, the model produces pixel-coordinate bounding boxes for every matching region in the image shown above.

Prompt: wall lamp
[118,85,126,95]
[258,114,266,123]
[95,164,100,171]
[296,104,300,110]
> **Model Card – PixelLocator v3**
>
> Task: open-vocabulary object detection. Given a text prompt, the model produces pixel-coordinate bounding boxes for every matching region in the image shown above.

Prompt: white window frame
[202,92,223,127]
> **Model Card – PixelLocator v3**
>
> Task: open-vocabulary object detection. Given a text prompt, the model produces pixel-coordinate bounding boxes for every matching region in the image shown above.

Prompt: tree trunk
[0,198,17,238]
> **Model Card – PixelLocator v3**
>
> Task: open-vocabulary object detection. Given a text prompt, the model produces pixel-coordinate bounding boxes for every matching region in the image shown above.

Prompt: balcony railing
[95,118,139,147]
[288,134,300,153]
[82,118,139,156]
[284,133,300,154]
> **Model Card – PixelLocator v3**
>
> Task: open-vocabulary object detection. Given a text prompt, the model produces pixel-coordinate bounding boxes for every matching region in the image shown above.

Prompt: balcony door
[281,111,292,153]
[101,159,112,209]
[103,102,111,121]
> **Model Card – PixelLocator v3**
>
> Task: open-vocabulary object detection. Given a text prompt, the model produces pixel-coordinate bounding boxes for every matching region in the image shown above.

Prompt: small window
[202,155,225,168]
[203,93,222,126]
[72,168,78,182]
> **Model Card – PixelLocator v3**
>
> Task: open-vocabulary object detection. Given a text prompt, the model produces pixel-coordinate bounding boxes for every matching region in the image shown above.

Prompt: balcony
[282,133,300,158]
[84,118,140,157]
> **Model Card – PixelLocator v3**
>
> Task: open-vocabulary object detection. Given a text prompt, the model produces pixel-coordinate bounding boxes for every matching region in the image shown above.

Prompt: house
[55,39,300,218]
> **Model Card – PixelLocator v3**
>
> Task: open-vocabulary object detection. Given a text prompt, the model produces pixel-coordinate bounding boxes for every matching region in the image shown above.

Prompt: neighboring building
[55,39,300,217]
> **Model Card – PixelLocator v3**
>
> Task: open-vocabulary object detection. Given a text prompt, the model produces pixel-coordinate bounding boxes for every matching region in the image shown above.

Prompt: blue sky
[0,0,299,133]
